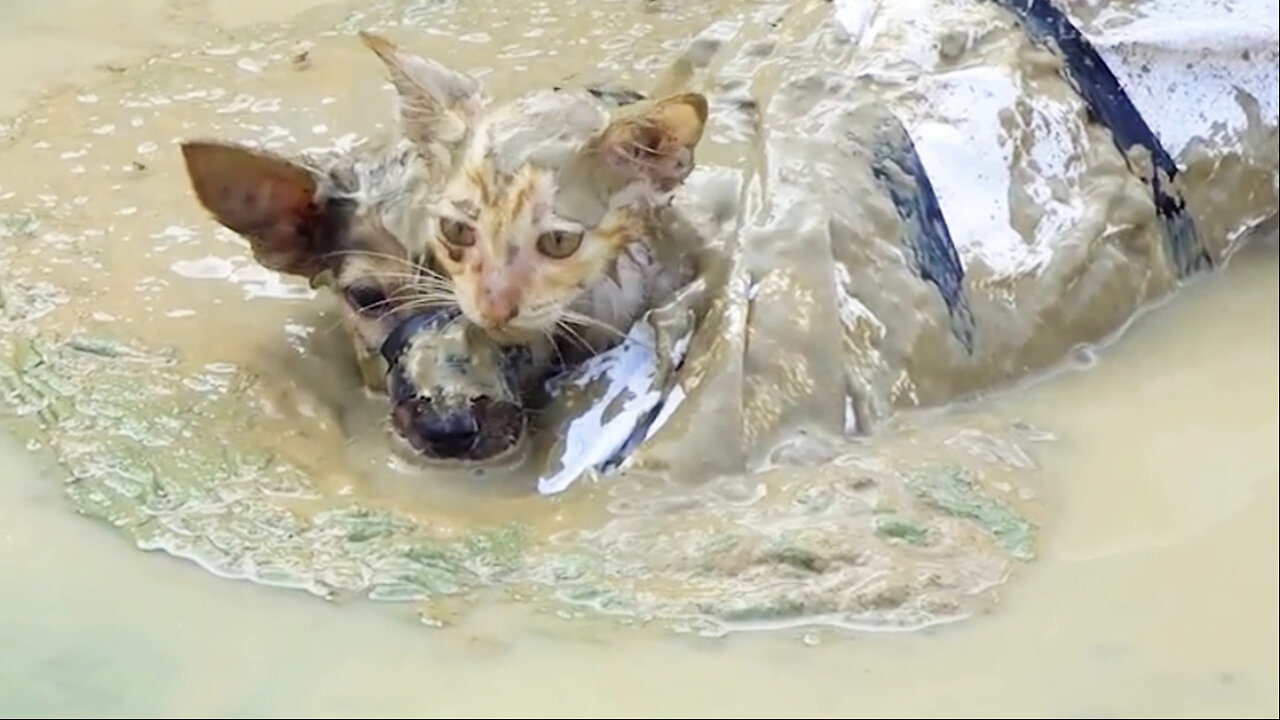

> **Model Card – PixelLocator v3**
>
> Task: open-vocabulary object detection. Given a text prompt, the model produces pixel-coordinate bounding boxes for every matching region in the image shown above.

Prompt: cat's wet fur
[178,30,716,465]
[360,30,709,350]
[179,136,442,394]
[386,315,557,465]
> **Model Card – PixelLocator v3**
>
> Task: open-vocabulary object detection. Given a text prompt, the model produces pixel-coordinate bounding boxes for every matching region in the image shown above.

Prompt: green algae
[0,327,537,603]
[875,517,930,545]
[0,316,1042,630]
[908,467,1036,560]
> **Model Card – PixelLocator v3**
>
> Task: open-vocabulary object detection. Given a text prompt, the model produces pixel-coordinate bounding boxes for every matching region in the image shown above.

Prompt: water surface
[1,1,1276,717]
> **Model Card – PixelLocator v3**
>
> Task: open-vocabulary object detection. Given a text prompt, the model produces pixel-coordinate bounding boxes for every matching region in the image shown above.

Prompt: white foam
[171,255,234,280]
[170,255,316,301]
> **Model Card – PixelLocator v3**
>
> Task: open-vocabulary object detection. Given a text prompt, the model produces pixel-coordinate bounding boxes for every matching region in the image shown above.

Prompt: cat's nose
[416,410,480,452]
[478,293,518,326]
[392,400,480,457]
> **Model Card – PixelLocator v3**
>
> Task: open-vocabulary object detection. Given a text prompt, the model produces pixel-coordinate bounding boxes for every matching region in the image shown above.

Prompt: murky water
[2,231,1274,717]
[2,0,1277,717]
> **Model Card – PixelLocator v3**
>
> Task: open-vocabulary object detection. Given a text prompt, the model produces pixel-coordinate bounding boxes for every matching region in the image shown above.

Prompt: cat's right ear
[359,31,486,168]
[180,141,332,279]
[596,92,709,192]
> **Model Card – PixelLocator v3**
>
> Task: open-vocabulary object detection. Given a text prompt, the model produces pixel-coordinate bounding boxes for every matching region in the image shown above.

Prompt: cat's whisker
[387,280,454,296]
[355,296,407,314]
[559,310,629,341]
[623,137,665,159]
[397,298,456,313]
[541,328,569,370]
[388,284,456,301]
[415,266,452,285]
[554,319,598,357]
[318,309,358,337]
[359,271,454,289]
[366,269,444,280]
[322,249,423,273]
[319,251,455,291]
[402,288,456,303]
[564,311,660,353]
[397,298,458,311]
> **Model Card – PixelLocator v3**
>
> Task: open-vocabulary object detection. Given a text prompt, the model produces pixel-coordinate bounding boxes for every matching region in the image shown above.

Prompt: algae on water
[0,328,538,604]
[0,313,1041,632]
[875,517,930,545]
[907,467,1036,560]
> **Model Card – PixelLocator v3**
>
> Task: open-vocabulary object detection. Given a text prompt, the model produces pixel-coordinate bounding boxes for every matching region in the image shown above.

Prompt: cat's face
[361,31,709,341]
[427,157,646,341]
[178,139,440,389]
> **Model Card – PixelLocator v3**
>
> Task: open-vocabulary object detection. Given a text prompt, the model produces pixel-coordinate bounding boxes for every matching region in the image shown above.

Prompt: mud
[0,0,1275,635]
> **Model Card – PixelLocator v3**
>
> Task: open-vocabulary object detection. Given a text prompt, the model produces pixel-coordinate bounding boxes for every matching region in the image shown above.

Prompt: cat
[359,31,711,355]
[180,31,713,395]
[179,134,444,394]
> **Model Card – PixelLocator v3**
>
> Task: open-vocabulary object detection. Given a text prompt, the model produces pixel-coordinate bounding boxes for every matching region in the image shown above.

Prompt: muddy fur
[384,313,559,466]
[179,30,712,466]
[180,135,445,395]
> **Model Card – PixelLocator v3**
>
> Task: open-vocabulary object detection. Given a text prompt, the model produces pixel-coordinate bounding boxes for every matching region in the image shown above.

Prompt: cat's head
[178,139,437,385]
[361,31,709,342]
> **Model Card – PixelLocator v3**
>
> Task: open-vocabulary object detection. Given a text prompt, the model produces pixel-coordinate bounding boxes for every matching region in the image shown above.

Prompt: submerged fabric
[539,0,1279,492]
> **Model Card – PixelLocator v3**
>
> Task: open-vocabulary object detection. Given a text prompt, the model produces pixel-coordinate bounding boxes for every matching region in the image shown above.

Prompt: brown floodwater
[1,0,1277,717]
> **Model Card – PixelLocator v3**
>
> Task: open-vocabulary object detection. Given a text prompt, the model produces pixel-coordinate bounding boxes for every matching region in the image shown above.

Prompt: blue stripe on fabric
[862,112,978,355]
[992,0,1213,277]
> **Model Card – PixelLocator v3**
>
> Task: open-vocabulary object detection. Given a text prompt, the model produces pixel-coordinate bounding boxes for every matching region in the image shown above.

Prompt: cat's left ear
[359,31,486,169]
[596,92,708,192]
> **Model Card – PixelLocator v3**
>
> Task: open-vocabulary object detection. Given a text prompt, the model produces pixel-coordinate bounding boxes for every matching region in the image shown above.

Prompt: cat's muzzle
[381,308,528,464]
[389,394,523,461]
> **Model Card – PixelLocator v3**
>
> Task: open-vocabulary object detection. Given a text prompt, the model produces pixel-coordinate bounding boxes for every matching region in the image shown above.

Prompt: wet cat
[179,135,442,394]
[180,136,551,460]
[182,32,712,388]
[179,32,714,461]
[359,31,711,354]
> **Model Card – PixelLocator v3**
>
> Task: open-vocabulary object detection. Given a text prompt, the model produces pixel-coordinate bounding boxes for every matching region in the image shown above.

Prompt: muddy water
[0,0,358,118]
[2,232,1275,717]
[2,0,1277,716]
[1,0,1053,630]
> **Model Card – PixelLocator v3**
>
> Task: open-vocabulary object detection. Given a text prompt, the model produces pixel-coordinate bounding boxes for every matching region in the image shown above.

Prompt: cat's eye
[344,283,389,315]
[535,230,584,259]
[439,218,476,248]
